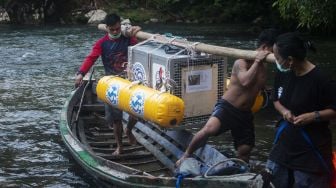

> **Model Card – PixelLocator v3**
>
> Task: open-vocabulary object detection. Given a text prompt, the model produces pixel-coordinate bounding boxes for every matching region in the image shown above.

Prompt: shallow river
[0,24,335,187]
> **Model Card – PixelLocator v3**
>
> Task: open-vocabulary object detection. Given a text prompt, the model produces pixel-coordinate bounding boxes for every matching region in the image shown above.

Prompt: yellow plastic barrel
[96,76,185,128]
[251,91,264,113]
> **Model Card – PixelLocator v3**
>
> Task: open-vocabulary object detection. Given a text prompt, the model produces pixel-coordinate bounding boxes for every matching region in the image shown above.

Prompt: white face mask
[275,60,290,72]
[108,32,121,39]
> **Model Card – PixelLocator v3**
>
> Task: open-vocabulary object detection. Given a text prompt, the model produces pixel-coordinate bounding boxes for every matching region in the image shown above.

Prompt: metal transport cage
[128,40,228,127]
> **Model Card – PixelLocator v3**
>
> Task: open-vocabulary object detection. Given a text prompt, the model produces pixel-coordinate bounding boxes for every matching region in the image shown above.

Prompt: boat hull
[59,80,263,187]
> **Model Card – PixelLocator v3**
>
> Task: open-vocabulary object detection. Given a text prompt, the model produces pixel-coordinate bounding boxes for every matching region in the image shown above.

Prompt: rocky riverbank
[0,1,193,25]
[0,0,267,26]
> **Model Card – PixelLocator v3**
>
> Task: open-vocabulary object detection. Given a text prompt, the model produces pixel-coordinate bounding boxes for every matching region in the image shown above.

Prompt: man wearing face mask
[75,13,139,155]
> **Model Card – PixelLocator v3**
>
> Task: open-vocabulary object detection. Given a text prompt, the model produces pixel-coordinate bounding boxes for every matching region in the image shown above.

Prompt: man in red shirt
[75,13,138,155]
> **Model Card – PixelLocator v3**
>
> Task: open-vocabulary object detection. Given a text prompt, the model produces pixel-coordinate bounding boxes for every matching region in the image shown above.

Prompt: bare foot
[112,147,122,155]
[125,128,136,145]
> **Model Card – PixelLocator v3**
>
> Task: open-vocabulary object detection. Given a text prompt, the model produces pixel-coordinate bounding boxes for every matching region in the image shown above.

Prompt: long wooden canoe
[59,75,264,187]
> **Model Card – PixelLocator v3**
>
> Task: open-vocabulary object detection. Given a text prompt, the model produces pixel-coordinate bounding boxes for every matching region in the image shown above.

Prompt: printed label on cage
[152,63,166,91]
[186,69,212,93]
[132,62,146,82]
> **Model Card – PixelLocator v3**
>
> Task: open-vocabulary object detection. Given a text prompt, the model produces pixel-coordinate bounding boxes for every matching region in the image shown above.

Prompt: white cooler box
[128,40,227,127]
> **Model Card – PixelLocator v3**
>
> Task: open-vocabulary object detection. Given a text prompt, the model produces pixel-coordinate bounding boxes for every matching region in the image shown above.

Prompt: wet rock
[0,8,10,23]
[150,18,159,23]
[87,9,107,24]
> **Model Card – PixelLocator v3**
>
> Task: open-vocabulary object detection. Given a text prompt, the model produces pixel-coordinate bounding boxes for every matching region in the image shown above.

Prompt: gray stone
[0,8,10,23]
[87,9,107,24]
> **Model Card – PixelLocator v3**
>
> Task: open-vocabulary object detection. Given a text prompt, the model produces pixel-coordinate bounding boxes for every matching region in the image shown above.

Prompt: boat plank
[91,145,145,153]
[120,159,159,166]
[74,104,105,112]
[135,123,184,160]
[97,151,153,160]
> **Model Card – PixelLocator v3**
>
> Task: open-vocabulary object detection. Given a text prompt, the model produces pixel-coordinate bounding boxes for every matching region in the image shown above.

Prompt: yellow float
[251,91,265,113]
[96,76,185,128]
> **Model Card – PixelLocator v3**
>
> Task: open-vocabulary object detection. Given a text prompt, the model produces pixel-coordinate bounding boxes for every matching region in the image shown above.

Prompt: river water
[0,24,335,187]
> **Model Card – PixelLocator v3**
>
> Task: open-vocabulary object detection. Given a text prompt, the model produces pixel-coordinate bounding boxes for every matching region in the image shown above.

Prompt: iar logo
[130,91,145,116]
[278,87,283,99]
[132,62,146,82]
[106,84,120,106]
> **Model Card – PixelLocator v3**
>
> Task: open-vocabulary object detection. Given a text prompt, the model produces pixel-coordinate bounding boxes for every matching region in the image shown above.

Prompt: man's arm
[75,40,102,87]
[273,100,295,123]
[98,23,141,38]
[233,51,269,87]
[130,36,138,45]
[79,41,102,74]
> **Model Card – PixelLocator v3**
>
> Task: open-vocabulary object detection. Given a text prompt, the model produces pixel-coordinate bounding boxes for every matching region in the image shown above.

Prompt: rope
[273,120,287,144]
[190,42,200,57]
[300,128,332,175]
[73,68,95,124]
[191,42,200,49]
[128,38,164,85]
[129,34,190,92]
[175,174,185,188]
[168,37,177,44]
[165,48,185,92]
[273,120,332,176]
[183,41,203,75]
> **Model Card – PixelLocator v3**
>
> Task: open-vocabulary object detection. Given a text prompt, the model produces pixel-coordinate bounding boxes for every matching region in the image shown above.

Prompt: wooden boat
[59,71,264,187]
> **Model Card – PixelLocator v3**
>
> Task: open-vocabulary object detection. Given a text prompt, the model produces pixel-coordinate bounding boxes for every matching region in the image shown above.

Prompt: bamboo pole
[135,31,275,62]
[98,24,275,63]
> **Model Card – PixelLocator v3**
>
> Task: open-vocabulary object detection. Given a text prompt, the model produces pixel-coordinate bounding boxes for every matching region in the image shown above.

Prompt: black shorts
[211,99,255,149]
[105,104,123,123]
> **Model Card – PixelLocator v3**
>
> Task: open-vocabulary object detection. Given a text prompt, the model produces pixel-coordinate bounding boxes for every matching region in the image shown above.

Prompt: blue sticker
[132,62,146,82]
[106,84,120,106]
[130,91,145,116]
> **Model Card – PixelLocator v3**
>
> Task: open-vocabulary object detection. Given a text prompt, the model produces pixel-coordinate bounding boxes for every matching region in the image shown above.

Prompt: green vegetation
[105,0,275,24]
[273,0,336,32]
[103,0,336,32]
[1,0,336,33]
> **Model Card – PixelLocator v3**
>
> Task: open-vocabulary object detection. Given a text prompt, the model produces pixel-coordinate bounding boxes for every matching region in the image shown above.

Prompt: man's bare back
[175,29,279,166]
[224,58,267,111]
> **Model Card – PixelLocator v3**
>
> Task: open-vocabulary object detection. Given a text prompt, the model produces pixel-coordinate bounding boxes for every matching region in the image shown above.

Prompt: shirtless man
[176,29,279,165]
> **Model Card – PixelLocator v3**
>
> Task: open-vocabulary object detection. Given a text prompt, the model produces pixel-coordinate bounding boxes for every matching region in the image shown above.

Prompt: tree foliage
[133,0,275,23]
[273,0,336,30]
[2,0,336,33]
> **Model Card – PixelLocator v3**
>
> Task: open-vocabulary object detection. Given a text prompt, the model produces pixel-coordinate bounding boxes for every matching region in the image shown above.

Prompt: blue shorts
[266,160,330,188]
[211,99,254,149]
[104,104,122,123]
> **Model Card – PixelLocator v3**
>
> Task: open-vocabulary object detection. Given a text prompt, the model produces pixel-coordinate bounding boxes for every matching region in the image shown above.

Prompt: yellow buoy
[96,76,185,128]
[251,91,264,113]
